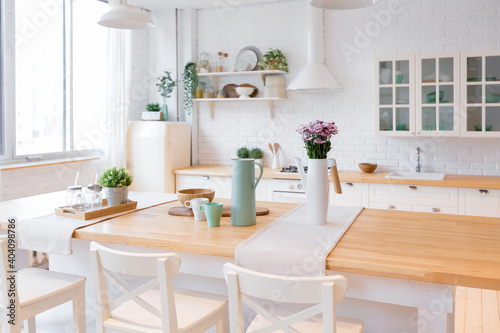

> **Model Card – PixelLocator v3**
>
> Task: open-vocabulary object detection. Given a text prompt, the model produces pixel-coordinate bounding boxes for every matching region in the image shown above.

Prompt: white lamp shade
[310,0,380,10]
[287,62,342,91]
[98,4,155,29]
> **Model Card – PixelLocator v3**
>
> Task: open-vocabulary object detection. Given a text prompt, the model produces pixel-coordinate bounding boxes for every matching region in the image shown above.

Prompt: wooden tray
[55,199,138,220]
[168,206,269,217]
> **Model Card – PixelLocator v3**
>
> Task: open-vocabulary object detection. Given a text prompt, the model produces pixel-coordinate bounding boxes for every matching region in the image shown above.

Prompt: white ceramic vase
[306,159,329,225]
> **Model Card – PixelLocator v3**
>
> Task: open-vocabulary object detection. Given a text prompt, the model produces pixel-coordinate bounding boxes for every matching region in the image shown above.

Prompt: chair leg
[73,285,86,333]
[26,317,36,333]
[216,310,229,333]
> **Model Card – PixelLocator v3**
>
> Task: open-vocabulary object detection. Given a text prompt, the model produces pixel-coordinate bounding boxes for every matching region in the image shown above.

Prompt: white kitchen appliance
[127,121,190,193]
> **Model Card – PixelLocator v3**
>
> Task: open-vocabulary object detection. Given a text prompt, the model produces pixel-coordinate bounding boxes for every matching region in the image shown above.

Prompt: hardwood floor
[455,287,500,333]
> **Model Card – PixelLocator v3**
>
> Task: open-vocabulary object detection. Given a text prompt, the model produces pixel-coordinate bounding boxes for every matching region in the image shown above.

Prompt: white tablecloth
[17,192,178,255]
[235,204,363,276]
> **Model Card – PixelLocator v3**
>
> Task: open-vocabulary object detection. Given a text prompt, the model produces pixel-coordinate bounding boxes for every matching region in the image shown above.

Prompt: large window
[1,0,107,162]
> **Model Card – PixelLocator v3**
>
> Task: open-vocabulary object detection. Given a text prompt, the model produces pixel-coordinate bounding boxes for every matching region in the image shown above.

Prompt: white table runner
[235,204,363,277]
[17,192,178,255]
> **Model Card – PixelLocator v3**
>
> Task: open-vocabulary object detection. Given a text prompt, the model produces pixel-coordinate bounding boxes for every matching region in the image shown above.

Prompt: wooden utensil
[329,160,342,194]
[274,143,280,155]
[268,143,274,155]
[223,84,240,98]
[168,206,270,217]
[238,83,258,97]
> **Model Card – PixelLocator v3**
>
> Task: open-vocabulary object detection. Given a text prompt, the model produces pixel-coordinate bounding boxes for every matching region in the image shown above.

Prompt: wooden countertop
[173,165,500,189]
[75,199,500,290]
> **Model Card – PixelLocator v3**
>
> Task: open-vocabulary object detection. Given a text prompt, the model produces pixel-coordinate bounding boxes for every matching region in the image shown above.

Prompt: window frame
[0,0,103,165]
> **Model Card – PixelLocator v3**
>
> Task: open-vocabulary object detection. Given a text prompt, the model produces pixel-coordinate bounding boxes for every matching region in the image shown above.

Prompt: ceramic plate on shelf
[234,46,261,71]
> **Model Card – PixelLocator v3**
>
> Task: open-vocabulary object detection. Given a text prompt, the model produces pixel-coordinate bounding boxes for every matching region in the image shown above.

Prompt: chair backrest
[223,263,348,333]
[0,236,20,326]
[89,241,182,333]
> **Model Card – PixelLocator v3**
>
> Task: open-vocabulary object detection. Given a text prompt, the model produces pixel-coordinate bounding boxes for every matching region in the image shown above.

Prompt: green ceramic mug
[199,202,223,227]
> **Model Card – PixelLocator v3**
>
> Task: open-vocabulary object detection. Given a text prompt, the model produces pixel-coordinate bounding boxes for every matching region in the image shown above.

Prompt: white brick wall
[195,0,500,176]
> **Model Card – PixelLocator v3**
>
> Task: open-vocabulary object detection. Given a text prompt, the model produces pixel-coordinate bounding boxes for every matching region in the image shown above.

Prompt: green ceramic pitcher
[231,158,263,226]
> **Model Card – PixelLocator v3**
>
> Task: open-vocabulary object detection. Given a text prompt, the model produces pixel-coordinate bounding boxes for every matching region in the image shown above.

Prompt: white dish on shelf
[235,87,255,99]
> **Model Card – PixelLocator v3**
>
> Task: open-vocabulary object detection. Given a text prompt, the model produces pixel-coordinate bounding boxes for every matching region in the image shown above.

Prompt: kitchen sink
[385,171,446,181]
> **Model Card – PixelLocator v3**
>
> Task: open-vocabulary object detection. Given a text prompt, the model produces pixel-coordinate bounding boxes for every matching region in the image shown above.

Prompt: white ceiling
[134,0,290,11]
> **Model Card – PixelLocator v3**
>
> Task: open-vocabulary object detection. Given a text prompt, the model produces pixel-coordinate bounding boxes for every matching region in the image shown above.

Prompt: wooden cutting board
[168,206,270,217]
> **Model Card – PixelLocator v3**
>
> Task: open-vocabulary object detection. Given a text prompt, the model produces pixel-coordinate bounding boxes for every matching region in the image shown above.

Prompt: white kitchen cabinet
[175,175,273,201]
[416,52,460,137]
[461,50,500,137]
[369,183,459,213]
[375,55,416,136]
[458,188,500,217]
[332,182,369,207]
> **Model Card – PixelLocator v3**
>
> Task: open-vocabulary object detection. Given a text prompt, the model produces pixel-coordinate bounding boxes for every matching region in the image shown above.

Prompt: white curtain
[105,0,132,168]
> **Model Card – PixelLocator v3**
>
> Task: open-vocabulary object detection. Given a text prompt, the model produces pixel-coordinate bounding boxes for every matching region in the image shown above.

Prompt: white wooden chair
[0,237,86,333]
[223,263,363,333]
[89,241,229,333]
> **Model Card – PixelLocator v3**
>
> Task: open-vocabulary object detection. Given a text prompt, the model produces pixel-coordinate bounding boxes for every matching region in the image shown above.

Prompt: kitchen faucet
[416,147,421,173]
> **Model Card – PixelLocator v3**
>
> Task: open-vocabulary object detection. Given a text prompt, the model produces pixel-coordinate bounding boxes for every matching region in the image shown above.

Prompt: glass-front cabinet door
[461,50,500,137]
[416,53,460,136]
[376,56,415,136]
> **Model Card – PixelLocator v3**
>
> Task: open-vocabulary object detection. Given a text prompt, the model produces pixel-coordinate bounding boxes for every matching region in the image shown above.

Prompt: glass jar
[66,186,84,211]
[195,82,205,99]
[216,52,224,72]
[199,52,209,73]
[204,85,215,99]
[85,184,103,211]
[216,90,226,98]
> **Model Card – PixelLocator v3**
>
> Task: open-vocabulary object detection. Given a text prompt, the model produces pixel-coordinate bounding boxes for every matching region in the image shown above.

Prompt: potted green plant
[98,167,133,207]
[156,70,176,121]
[142,103,162,121]
[182,62,198,115]
[249,147,263,165]
[258,49,289,73]
[237,147,249,158]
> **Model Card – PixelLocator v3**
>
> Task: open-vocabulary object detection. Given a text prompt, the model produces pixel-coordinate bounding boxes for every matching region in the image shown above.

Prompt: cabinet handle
[478,189,489,195]
[408,186,418,191]
[430,208,441,213]
[289,185,294,190]
[202,175,210,180]
[345,182,353,187]
[297,184,304,190]
[387,204,396,209]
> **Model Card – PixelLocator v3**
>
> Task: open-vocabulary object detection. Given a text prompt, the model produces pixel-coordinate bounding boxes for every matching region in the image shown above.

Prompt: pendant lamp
[98,1,155,29]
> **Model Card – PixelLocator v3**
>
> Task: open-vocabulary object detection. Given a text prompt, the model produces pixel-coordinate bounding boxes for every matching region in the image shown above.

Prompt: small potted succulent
[236,147,250,158]
[98,167,133,207]
[142,103,162,121]
[249,148,263,166]
[258,49,289,73]
[156,70,177,121]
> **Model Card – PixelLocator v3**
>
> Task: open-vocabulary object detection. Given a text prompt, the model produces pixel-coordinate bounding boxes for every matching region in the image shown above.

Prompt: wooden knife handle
[330,165,342,194]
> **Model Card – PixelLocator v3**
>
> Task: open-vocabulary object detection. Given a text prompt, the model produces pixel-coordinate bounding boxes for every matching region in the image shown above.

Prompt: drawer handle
[430,208,441,213]
[478,189,489,195]
[202,175,210,180]
[345,182,353,187]
[408,186,418,191]
[387,204,396,209]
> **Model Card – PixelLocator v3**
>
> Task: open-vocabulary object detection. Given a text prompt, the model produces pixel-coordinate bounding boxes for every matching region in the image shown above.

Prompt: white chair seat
[17,268,86,307]
[104,288,228,333]
[248,314,363,333]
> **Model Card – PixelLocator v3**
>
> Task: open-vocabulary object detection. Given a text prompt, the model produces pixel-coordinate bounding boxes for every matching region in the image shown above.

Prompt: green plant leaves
[98,167,133,188]
[157,70,176,99]
[258,48,289,73]
[182,62,198,115]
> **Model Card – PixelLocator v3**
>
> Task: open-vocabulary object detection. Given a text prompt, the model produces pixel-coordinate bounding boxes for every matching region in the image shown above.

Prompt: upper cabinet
[416,53,460,136]
[461,51,500,137]
[376,55,415,136]
[376,50,500,138]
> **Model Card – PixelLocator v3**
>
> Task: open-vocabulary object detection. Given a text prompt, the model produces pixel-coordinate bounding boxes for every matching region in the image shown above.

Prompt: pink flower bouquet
[296,120,338,159]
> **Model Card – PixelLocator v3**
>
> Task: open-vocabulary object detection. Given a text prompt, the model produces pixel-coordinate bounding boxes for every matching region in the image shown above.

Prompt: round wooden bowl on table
[176,189,215,206]
[358,163,377,173]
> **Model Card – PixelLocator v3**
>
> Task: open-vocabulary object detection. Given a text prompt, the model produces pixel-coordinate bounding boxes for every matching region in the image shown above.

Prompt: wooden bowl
[176,188,215,205]
[358,163,377,173]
